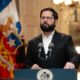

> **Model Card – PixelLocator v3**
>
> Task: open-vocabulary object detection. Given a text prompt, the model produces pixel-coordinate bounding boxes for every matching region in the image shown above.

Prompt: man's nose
[44,18,48,22]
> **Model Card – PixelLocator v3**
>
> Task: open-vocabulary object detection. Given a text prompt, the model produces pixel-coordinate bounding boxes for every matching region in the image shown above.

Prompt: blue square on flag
[2,33,22,53]
[0,0,12,12]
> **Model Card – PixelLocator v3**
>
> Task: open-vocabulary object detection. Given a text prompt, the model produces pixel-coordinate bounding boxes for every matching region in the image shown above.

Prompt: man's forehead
[41,11,53,16]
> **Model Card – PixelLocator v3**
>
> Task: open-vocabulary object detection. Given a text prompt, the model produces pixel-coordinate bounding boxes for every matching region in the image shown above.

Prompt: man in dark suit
[24,7,79,69]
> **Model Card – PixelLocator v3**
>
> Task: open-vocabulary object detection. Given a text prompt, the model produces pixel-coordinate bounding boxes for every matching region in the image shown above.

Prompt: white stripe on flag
[0,0,21,33]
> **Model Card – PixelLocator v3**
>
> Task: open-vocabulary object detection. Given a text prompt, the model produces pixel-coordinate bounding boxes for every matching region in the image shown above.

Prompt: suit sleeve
[23,40,36,69]
[16,39,25,63]
[66,36,80,68]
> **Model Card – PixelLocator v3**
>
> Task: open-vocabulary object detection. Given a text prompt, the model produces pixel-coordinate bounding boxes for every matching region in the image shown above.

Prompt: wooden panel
[18,0,78,42]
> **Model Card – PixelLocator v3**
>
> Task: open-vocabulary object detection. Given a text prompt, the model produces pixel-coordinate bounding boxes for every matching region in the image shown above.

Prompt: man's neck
[43,31,54,37]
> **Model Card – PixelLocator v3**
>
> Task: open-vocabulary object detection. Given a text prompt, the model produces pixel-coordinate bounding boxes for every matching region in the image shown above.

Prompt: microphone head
[49,42,54,47]
[38,42,43,48]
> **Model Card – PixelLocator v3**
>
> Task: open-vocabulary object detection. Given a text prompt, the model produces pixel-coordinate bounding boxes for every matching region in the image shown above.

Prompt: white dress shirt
[42,31,55,54]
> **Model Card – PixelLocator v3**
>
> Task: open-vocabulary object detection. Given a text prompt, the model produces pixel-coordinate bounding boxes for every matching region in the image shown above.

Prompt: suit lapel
[37,34,46,60]
[52,31,61,45]
[50,31,61,53]
[36,34,45,53]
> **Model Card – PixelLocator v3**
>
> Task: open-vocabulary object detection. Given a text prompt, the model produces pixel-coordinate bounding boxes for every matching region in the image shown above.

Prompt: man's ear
[54,20,58,25]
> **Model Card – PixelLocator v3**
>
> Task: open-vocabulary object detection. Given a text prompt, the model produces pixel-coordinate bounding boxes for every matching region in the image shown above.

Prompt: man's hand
[31,64,42,70]
[64,62,75,69]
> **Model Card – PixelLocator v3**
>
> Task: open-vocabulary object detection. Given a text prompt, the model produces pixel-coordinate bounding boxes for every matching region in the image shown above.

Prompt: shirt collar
[42,30,55,39]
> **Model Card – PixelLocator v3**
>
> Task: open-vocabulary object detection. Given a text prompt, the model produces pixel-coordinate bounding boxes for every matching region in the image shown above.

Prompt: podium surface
[14,69,77,80]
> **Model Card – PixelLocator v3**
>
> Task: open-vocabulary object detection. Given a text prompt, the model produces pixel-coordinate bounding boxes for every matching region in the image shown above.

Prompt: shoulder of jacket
[56,31,72,41]
[58,32,71,38]
[29,34,41,43]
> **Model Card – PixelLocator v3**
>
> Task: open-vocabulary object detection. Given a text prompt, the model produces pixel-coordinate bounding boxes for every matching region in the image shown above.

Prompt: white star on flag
[7,39,15,47]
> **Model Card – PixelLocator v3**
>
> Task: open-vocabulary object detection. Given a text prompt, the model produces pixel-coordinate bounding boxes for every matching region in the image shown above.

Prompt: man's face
[40,11,56,32]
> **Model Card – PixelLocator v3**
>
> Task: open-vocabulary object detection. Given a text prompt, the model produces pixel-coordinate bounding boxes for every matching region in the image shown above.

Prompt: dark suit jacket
[16,39,25,63]
[24,31,79,69]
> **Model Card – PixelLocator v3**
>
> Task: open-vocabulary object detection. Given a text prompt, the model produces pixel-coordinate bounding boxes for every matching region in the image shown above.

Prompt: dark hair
[40,7,58,20]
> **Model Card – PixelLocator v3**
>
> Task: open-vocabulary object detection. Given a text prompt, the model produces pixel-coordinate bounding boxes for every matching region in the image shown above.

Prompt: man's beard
[40,23,55,32]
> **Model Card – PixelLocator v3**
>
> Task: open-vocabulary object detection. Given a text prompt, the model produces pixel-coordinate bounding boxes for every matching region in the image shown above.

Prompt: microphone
[45,42,54,60]
[48,42,54,52]
[37,42,54,60]
[38,42,46,60]
[38,42,43,52]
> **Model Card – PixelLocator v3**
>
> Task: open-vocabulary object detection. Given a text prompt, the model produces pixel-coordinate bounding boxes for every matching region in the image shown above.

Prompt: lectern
[14,69,77,80]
